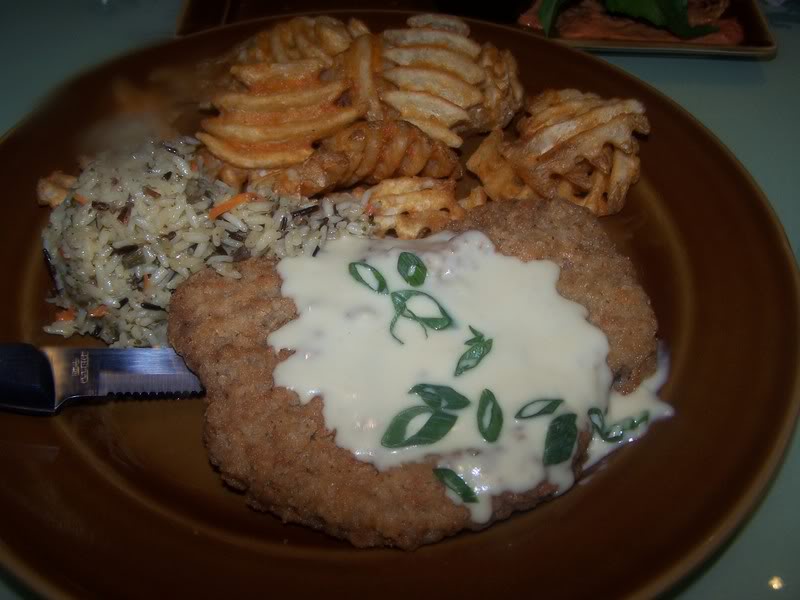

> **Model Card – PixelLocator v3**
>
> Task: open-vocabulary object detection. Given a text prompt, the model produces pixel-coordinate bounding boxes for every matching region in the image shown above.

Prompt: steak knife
[0,343,204,415]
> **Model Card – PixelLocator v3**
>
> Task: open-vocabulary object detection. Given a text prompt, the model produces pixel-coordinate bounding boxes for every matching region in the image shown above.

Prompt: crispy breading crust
[168,199,657,549]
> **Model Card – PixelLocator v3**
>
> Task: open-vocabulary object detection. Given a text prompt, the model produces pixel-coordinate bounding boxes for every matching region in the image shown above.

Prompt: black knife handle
[0,343,57,415]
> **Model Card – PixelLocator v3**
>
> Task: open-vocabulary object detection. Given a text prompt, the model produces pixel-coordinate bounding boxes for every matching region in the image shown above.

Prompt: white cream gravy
[269,232,671,522]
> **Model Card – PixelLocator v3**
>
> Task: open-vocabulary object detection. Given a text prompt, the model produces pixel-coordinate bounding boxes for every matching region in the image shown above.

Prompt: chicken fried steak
[168,199,658,549]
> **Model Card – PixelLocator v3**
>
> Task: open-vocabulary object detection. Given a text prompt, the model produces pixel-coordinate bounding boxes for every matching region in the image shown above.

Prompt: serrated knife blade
[0,343,204,415]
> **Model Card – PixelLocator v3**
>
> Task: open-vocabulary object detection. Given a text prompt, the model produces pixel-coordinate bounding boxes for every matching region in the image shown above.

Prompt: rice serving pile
[42,138,372,347]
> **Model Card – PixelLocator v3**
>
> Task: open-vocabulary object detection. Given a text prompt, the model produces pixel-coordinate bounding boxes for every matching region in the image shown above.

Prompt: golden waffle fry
[229,59,327,89]
[249,121,462,198]
[401,116,464,148]
[516,96,646,156]
[381,90,469,128]
[341,33,385,120]
[382,46,485,85]
[406,13,471,36]
[213,79,350,111]
[237,16,367,67]
[196,133,315,169]
[199,54,364,169]
[458,185,489,210]
[489,89,649,216]
[378,17,481,148]
[202,104,363,143]
[463,43,524,134]
[381,66,483,109]
[382,28,481,57]
[376,15,524,147]
[347,18,371,38]
[466,130,536,202]
[194,147,251,192]
[366,177,466,239]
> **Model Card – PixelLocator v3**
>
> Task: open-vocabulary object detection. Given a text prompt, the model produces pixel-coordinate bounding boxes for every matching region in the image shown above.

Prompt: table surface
[1,1,797,598]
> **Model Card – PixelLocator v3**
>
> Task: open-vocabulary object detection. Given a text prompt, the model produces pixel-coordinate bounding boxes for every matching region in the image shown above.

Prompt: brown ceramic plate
[0,11,798,600]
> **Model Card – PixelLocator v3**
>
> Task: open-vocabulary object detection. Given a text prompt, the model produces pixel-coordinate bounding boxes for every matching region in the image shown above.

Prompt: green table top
[1,1,797,598]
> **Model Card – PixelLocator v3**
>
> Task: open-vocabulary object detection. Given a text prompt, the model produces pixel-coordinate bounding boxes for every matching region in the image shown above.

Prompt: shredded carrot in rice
[190,159,199,172]
[55,308,76,321]
[89,305,108,318]
[74,193,89,205]
[208,192,257,221]
[143,273,151,292]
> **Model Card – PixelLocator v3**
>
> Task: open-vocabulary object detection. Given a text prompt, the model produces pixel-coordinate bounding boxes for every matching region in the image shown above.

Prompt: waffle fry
[382,27,481,57]
[381,66,483,109]
[378,17,483,148]
[482,89,650,216]
[466,130,536,202]
[229,59,326,89]
[458,185,489,210]
[406,13,471,36]
[198,60,364,169]
[382,46,485,86]
[464,43,524,134]
[249,120,462,198]
[381,90,469,128]
[235,16,370,67]
[340,33,386,120]
[377,15,524,147]
[366,177,466,239]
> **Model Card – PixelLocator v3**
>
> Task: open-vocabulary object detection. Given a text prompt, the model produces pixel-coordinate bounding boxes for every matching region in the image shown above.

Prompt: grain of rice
[222,212,247,231]
[193,241,208,257]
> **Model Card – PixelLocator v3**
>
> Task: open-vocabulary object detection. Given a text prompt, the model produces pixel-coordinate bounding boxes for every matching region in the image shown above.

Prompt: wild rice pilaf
[42,138,372,347]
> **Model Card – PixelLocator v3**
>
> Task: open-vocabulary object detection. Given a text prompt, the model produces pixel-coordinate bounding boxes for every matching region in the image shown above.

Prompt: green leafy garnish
[348,261,388,294]
[606,0,716,38]
[588,407,650,442]
[538,0,717,39]
[381,406,457,448]
[515,398,563,419]
[389,289,453,343]
[464,325,486,345]
[397,252,427,287]
[543,413,578,466]
[455,326,493,376]
[409,384,470,411]
[391,290,452,330]
[477,389,503,443]
[433,468,478,503]
[538,0,572,36]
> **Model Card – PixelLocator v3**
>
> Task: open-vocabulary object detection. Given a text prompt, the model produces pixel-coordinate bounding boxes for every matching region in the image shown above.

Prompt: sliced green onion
[433,468,478,503]
[397,252,427,287]
[381,406,457,448]
[543,413,578,466]
[388,289,453,343]
[408,384,470,410]
[455,327,493,376]
[515,398,563,419]
[589,407,650,442]
[390,289,453,330]
[348,261,388,294]
[477,389,503,443]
